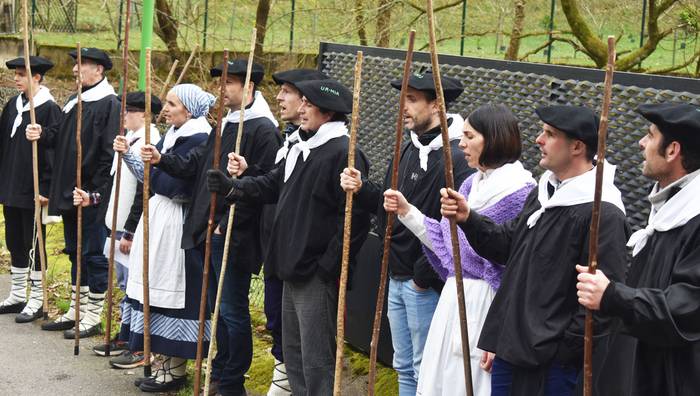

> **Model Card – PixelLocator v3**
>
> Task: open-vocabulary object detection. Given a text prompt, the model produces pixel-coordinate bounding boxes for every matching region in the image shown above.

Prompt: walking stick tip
[74,346,79,356]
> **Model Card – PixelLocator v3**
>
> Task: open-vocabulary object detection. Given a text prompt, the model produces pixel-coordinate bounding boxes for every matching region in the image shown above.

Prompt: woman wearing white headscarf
[112,84,215,392]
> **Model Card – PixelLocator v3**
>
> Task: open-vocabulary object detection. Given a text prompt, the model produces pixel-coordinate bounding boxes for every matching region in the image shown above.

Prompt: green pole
[460,0,467,56]
[138,0,156,89]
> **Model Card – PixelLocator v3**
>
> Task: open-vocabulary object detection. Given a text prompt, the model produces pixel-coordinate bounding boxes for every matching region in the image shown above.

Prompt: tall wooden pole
[583,36,616,396]
[198,46,231,396]
[333,50,364,396]
[21,0,49,321]
[367,30,415,396]
[426,1,473,394]
[141,48,153,378]
[158,60,179,102]
[156,45,199,124]
[73,42,84,356]
[104,0,132,356]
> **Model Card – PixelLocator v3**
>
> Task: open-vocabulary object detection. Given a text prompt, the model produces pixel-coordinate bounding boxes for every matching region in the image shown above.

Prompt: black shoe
[0,302,25,314]
[41,319,75,331]
[63,323,101,339]
[138,375,187,392]
[93,337,129,356]
[134,376,151,387]
[15,307,43,323]
[203,379,220,396]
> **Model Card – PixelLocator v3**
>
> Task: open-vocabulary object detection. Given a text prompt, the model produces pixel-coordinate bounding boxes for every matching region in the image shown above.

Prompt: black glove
[206,169,235,194]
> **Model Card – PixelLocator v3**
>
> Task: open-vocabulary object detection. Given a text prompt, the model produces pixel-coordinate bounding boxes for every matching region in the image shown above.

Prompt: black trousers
[61,207,109,293]
[2,205,45,271]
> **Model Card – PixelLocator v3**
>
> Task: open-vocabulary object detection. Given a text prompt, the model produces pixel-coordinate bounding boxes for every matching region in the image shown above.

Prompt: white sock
[79,291,105,330]
[153,356,187,383]
[267,359,292,395]
[56,286,88,323]
[20,271,43,314]
[1,266,28,307]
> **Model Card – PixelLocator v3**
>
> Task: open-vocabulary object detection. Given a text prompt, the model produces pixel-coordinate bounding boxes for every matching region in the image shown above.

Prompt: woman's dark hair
[467,104,522,168]
[320,108,349,124]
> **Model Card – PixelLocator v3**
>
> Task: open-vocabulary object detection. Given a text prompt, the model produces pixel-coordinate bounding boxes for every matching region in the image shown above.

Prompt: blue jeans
[491,356,578,396]
[208,234,252,396]
[387,278,440,396]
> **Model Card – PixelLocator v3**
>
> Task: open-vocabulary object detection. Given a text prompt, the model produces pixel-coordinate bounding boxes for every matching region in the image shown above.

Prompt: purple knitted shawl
[422,173,534,290]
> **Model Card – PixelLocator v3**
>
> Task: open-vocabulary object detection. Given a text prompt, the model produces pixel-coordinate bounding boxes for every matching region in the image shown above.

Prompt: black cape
[0,93,63,209]
[156,116,281,274]
[355,127,472,290]
[228,131,371,283]
[596,213,700,396]
[460,187,630,395]
[45,84,120,221]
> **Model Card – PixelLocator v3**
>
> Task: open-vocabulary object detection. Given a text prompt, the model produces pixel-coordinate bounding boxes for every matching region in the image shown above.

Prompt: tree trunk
[504,0,526,60]
[254,0,272,59]
[154,0,181,62]
[561,0,679,70]
[375,0,392,47]
[355,0,368,46]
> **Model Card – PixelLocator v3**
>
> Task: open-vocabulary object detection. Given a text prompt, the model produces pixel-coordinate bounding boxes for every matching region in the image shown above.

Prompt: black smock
[354,126,472,291]
[595,215,700,396]
[45,82,120,221]
[226,131,372,284]
[460,187,630,395]
[155,116,281,274]
[0,93,63,209]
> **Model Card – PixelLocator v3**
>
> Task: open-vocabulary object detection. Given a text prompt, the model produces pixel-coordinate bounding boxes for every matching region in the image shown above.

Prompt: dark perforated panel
[318,44,700,232]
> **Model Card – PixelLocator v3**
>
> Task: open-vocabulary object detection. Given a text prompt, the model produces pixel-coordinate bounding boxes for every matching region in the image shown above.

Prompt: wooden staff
[367,30,415,396]
[21,0,48,320]
[141,48,154,378]
[200,30,258,396]
[104,0,132,356]
[583,36,616,396]
[74,42,84,356]
[156,45,199,124]
[426,1,473,394]
[333,50,364,396]
[158,59,179,102]
[196,46,230,395]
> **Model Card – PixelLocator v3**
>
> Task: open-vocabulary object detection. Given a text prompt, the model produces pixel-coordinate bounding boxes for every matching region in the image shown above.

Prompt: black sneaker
[138,375,187,393]
[110,350,149,369]
[93,337,128,356]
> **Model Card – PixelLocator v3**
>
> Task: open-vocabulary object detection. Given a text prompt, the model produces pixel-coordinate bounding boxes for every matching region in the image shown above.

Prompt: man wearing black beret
[339,70,472,395]
[87,92,162,367]
[441,104,629,395]
[140,59,282,395]
[206,78,372,395]
[0,55,62,323]
[245,67,329,396]
[26,47,121,338]
[577,102,700,396]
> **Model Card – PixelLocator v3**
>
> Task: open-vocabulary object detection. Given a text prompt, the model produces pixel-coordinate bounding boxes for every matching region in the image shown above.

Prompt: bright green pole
[138,0,155,89]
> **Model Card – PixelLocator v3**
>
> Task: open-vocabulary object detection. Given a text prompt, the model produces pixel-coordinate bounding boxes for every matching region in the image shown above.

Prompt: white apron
[417,277,494,396]
[126,194,186,309]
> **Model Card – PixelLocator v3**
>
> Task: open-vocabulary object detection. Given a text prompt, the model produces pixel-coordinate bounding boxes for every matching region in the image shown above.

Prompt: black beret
[636,103,700,148]
[69,47,113,70]
[535,105,600,150]
[272,69,329,88]
[123,91,162,115]
[210,59,265,84]
[5,56,54,74]
[295,79,353,115]
[390,70,464,103]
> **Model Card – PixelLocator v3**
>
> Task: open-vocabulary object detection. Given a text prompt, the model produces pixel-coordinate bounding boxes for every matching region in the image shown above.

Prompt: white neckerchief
[110,124,160,175]
[62,78,116,113]
[627,170,700,256]
[409,113,464,171]
[526,161,625,228]
[161,116,211,153]
[469,161,535,211]
[221,91,279,132]
[11,86,55,138]
[283,121,348,182]
[275,131,300,164]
